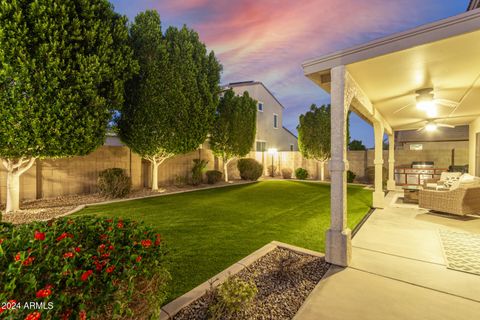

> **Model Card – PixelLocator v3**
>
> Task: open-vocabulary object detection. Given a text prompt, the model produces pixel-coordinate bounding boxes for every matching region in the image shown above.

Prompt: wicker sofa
[419,186,480,216]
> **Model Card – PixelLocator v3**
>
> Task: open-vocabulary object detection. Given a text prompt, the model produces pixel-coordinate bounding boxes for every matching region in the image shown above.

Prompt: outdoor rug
[439,229,480,276]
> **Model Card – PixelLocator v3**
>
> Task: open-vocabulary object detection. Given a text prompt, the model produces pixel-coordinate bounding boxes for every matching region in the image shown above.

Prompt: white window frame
[256,140,267,152]
[273,113,279,129]
[257,101,264,112]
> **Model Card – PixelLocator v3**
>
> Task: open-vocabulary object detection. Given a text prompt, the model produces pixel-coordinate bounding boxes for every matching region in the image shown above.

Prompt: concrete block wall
[0,140,471,204]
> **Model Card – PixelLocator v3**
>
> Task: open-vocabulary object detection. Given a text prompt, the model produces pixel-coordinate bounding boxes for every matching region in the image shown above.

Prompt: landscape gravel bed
[173,247,329,320]
[1,180,249,224]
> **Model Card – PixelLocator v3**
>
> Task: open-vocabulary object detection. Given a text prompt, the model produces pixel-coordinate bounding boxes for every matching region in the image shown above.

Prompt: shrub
[347,170,356,183]
[97,168,131,198]
[206,170,223,184]
[0,216,170,319]
[191,159,208,186]
[237,159,263,181]
[295,168,309,180]
[173,175,188,188]
[281,168,293,179]
[208,276,257,320]
[365,166,388,185]
[267,165,277,177]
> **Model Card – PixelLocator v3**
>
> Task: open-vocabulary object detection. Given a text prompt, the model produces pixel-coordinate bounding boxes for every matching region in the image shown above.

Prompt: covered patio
[302,8,480,267]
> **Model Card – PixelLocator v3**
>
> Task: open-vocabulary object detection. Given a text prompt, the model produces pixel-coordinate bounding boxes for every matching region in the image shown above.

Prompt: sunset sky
[110,0,469,147]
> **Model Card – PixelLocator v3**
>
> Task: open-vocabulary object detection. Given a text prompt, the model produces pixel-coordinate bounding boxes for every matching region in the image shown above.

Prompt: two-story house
[224,81,298,152]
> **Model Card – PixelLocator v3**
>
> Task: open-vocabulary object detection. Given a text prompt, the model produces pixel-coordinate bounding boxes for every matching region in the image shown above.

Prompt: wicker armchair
[418,186,480,216]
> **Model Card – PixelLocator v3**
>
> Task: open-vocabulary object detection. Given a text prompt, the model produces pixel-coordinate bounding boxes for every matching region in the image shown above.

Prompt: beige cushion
[443,172,462,188]
[440,172,462,181]
[458,174,480,188]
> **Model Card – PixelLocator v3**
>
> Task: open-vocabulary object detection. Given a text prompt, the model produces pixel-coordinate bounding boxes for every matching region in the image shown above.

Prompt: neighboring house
[468,0,480,10]
[223,81,299,152]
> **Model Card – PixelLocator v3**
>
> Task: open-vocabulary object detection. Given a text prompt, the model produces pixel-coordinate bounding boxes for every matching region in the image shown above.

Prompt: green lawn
[74,180,372,301]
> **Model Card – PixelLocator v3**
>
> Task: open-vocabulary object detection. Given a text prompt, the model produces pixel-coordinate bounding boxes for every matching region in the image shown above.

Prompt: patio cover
[302,9,480,266]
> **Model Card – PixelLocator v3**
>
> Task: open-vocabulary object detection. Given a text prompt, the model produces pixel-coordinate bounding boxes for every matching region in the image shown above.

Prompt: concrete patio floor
[294,191,480,320]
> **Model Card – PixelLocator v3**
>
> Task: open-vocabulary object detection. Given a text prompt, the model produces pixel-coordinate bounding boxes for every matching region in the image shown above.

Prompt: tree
[118,11,222,190]
[349,139,367,151]
[0,0,137,212]
[297,104,331,181]
[210,89,257,181]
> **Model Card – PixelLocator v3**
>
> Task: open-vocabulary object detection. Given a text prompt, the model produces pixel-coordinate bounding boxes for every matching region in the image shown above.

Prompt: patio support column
[373,121,385,208]
[326,65,353,267]
[387,133,396,191]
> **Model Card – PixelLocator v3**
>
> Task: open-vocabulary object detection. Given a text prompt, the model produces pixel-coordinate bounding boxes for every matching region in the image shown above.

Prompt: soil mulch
[1,181,249,224]
[173,247,329,320]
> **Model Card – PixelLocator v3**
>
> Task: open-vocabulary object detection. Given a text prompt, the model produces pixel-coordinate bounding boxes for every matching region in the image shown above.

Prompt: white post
[373,121,385,208]
[326,65,352,267]
[387,133,396,191]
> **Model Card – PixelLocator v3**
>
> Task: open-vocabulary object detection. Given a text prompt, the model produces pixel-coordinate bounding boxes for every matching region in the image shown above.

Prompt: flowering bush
[0,216,170,319]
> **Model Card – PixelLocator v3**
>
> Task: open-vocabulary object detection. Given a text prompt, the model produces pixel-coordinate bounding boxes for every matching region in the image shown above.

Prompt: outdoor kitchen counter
[395,165,448,186]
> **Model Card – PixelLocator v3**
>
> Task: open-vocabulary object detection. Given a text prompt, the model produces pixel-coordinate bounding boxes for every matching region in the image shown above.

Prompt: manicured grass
[74,180,371,301]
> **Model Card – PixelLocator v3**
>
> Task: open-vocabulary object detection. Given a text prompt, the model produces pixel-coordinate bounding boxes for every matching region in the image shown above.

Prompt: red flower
[63,252,74,259]
[36,287,52,298]
[60,309,72,320]
[107,227,113,231]
[79,310,87,320]
[98,244,106,252]
[80,270,93,281]
[141,239,152,248]
[99,234,108,241]
[22,256,35,266]
[155,234,161,246]
[0,300,17,314]
[75,247,81,253]
[15,252,21,262]
[44,284,54,289]
[101,253,110,258]
[24,311,41,320]
[0,238,4,245]
[108,245,114,251]
[56,233,73,242]
[34,230,46,241]
[106,218,113,223]
[117,221,124,229]
[106,265,115,273]
[136,256,142,263]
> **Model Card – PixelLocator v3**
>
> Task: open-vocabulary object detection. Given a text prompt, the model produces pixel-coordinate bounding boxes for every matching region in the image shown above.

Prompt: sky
[109,0,469,147]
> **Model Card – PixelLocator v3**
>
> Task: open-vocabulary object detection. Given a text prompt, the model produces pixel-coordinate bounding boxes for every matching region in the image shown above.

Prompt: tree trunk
[223,157,230,182]
[6,171,20,213]
[151,160,159,191]
[320,161,325,181]
[2,157,36,213]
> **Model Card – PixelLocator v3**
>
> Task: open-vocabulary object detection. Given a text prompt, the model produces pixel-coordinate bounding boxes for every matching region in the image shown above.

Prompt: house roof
[282,126,298,139]
[223,81,285,109]
[468,0,480,11]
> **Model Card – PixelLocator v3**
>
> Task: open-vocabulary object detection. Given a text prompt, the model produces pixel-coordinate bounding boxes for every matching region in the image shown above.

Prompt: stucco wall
[231,83,298,151]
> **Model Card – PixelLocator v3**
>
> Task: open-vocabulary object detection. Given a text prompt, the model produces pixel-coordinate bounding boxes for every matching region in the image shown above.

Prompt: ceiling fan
[393,88,459,117]
[397,119,455,132]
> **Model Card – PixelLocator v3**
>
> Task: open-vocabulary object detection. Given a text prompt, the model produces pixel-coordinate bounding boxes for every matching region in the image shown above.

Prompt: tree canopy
[349,139,367,151]
[0,0,137,159]
[117,10,222,189]
[210,89,257,181]
[0,0,137,212]
[297,104,331,162]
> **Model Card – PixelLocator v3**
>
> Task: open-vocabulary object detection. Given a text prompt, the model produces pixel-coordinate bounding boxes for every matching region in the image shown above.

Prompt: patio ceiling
[303,9,480,131]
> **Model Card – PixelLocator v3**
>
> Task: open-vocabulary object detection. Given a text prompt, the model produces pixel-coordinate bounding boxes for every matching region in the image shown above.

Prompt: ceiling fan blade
[416,127,425,132]
[435,99,459,108]
[437,123,455,128]
[393,102,415,115]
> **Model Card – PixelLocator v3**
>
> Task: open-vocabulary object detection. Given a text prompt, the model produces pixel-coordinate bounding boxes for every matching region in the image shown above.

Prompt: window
[273,114,278,128]
[257,102,264,112]
[290,144,294,151]
[256,141,267,152]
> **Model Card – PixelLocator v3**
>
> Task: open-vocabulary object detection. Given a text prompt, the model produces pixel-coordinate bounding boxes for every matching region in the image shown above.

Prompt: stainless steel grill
[411,161,434,169]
